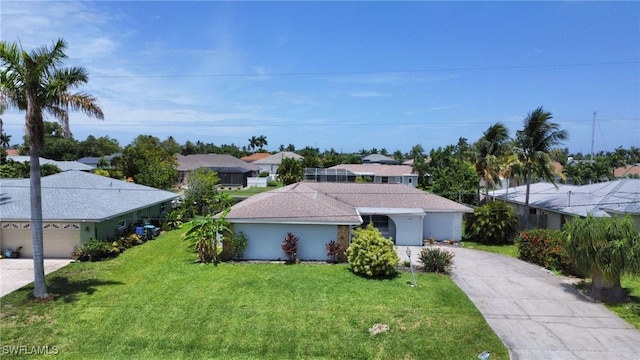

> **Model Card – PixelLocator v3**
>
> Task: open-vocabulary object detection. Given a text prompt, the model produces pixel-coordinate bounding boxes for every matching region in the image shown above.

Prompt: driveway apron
[398,246,640,360]
[0,259,71,298]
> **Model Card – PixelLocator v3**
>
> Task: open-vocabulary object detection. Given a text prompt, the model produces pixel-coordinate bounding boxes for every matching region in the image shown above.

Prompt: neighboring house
[7,155,93,172]
[77,153,121,169]
[221,182,472,260]
[332,164,418,186]
[176,154,260,188]
[0,171,178,258]
[362,154,400,165]
[614,164,640,179]
[487,179,640,230]
[241,152,271,163]
[5,149,19,156]
[252,151,303,176]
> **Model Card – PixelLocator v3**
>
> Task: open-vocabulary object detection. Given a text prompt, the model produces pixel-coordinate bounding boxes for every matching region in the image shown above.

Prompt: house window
[529,208,537,215]
[117,219,127,230]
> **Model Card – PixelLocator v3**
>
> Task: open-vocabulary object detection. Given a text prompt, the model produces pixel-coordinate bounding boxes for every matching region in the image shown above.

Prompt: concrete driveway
[0,259,71,298]
[398,246,640,360]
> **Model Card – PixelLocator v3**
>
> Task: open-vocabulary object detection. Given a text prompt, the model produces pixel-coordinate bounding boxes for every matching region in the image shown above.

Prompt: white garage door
[1,222,81,258]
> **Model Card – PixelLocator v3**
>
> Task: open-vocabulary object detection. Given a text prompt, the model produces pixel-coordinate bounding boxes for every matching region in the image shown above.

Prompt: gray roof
[362,154,400,165]
[1,171,179,222]
[7,156,93,172]
[489,179,640,217]
[176,154,259,173]
[252,151,303,165]
[77,154,121,167]
[223,182,472,224]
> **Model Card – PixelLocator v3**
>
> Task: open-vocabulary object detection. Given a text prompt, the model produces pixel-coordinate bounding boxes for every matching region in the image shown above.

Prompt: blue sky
[1,1,638,154]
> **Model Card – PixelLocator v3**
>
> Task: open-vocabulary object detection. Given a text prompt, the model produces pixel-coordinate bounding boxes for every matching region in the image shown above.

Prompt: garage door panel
[1,222,80,258]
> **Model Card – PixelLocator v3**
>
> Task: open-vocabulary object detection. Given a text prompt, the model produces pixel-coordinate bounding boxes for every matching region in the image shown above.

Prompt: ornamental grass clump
[346,223,399,278]
[418,247,454,274]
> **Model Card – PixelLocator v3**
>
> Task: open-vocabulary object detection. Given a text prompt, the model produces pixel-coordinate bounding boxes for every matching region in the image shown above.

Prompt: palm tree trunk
[30,150,48,298]
[523,164,531,229]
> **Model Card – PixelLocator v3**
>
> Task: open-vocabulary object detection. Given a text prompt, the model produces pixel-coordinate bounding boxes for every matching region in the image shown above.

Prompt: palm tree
[255,135,268,151]
[564,216,640,303]
[0,39,103,298]
[514,107,567,228]
[473,122,509,203]
[410,144,428,188]
[248,136,258,152]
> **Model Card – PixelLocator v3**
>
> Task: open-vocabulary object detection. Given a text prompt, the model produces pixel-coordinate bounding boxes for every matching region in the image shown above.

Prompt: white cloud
[349,91,391,98]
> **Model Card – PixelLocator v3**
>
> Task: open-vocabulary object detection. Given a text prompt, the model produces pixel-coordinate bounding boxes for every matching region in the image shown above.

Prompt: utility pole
[590,111,596,161]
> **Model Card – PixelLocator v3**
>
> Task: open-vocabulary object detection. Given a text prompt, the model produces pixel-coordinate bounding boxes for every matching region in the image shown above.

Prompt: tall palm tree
[514,107,567,228]
[256,135,268,151]
[473,122,509,203]
[0,39,103,298]
[248,136,258,152]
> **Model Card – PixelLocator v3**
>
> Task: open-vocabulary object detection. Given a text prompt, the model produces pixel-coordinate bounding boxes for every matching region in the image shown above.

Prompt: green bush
[516,229,575,273]
[266,179,280,187]
[259,171,270,178]
[72,239,120,262]
[230,232,248,259]
[418,247,455,274]
[464,201,518,244]
[346,223,399,278]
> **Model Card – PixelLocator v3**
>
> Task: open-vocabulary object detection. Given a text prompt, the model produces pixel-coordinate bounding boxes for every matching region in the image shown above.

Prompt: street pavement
[0,258,71,298]
[397,245,640,360]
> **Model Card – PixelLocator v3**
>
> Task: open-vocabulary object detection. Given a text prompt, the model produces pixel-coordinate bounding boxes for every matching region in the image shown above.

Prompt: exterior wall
[423,213,464,241]
[233,223,339,260]
[388,214,423,246]
[247,177,267,188]
[402,175,418,187]
[1,221,81,258]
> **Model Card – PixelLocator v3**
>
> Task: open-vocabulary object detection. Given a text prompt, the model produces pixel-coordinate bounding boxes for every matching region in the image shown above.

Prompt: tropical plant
[418,248,455,274]
[473,123,509,201]
[183,213,230,265]
[281,232,299,263]
[464,201,519,245]
[515,229,574,273]
[0,38,104,298]
[277,157,303,185]
[346,223,399,278]
[514,107,568,228]
[410,144,429,188]
[230,232,248,259]
[563,216,640,303]
[326,239,346,263]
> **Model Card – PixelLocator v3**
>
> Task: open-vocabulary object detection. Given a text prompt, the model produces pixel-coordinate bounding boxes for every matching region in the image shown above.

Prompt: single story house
[7,155,93,172]
[176,154,260,188]
[252,151,303,177]
[487,179,640,230]
[0,171,179,258]
[304,164,418,187]
[220,182,472,260]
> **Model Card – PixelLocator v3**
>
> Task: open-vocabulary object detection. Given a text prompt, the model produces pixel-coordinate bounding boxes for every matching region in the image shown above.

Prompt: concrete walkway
[398,246,640,360]
[0,259,71,298]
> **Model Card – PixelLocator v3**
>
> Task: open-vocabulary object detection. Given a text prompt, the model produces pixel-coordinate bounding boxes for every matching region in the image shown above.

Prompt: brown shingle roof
[176,154,259,172]
[614,164,640,178]
[224,182,472,224]
[241,152,271,163]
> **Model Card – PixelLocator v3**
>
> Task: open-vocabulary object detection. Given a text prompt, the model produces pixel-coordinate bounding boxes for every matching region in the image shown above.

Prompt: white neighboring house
[218,182,472,261]
[487,179,640,231]
[252,151,303,178]
[1,171,178,258]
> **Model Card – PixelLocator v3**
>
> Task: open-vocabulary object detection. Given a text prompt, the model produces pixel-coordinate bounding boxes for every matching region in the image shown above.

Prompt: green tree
[277,157,303,185]
[473,123,509,202]
[78,135,121,158]
[184,168,220,215]
[514,107,568,228]
[0,39,103,298]
[427,145,478,204]
[346,223,399,278]
[564,216,640,302]
[118,135,178,189]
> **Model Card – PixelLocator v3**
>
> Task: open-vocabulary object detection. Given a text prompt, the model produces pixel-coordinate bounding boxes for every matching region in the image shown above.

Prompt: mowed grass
[0,230,508,359]
[462,241,518,258]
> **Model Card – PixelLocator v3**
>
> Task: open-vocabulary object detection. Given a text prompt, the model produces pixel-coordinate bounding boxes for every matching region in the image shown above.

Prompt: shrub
[464,201,518,245]
[230,232,248,259]
[267,179,280,187]
[259,171,270,178]
[418,247,455,274]
[119,233,143,249]
[516,229,575,273]
[326,239,346,263]
[281,232,299,263]
[346,223,399,278]
[72,239,119,262]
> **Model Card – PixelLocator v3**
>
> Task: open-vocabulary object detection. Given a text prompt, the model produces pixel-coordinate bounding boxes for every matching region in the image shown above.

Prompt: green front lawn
[0,230,508,359]
[462,241,518,258]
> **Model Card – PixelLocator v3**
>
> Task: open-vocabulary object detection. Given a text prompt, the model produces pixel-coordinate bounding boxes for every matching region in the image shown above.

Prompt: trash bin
[4,249,13,258]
